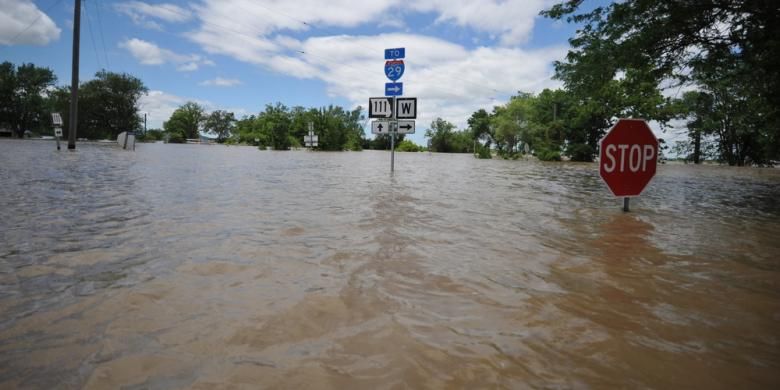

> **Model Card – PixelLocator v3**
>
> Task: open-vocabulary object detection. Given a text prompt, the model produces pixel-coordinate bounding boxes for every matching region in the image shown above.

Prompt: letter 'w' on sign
[395,97,417,119]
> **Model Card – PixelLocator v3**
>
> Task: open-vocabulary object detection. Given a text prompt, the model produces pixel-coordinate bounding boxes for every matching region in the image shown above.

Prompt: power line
[7,0,64,46]
[93,0,111,69]
[83,0,103,69]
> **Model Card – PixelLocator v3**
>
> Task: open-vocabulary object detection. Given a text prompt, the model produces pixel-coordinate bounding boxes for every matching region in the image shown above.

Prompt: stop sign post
[598,119,659,211]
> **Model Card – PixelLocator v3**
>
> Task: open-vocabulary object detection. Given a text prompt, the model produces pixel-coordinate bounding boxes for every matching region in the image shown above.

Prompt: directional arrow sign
[385,60,404,81]
[385,82,403,96]
[397,120,415,134]
[395,97,417,119]
[369,97,394,118]
[371,120,391,134]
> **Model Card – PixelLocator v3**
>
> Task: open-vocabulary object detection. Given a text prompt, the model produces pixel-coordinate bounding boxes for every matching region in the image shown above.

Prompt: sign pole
[67,0,81,150]
[390,125,395,172]
[623,197,629,212]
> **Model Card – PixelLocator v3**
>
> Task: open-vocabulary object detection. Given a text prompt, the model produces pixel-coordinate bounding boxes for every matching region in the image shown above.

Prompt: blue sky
[2,0,594,145]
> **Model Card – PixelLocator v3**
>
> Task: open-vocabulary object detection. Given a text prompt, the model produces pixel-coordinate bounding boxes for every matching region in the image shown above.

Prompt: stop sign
[599,119,659,197]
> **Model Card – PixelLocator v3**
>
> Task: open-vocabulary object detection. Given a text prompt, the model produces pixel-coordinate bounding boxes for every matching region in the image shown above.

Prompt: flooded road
[1,139,779,389]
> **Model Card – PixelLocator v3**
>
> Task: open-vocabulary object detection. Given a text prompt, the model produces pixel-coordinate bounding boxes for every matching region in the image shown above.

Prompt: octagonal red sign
[598,119,659,197]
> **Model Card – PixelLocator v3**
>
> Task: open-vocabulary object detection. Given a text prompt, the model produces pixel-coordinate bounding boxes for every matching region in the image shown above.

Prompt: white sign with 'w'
[395,98,417,119]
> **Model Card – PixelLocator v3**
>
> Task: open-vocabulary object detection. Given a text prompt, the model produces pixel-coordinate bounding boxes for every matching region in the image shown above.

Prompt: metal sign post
[304,122,318,148]
[370,47,418,172]
[51,113,63,151]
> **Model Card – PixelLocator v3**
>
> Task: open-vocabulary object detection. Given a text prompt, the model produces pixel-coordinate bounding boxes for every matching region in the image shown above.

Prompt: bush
[474,143,492,159]
[566,143,594,162]
[396,139,422,152]
[535,147,562,161]
[167,132,185,143]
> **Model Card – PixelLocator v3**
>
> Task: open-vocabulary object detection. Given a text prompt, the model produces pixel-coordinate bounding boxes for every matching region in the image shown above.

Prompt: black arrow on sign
[377,124,383,132]
[400,124,412,131]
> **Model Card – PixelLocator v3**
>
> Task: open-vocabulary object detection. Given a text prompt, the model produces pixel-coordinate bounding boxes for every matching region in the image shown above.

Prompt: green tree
[0,62,57,137]
[164,102,205,141]
[426,118,473,153]
[396,139,422,152]
[467,109,493,147]
[203,110,236,142]
[50,70,147,140]
[543,0,780,163]
[257,103,292,150]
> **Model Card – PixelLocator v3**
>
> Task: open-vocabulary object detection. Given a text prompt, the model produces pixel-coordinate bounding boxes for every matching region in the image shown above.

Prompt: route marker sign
[385,82,403,96]
[371,120,391,134]
[599,118,659,210]
[369,97,394,118]
[397,120,415,134]
[395,97,417,119]
[385,60,405,81]
[384,47,405,60]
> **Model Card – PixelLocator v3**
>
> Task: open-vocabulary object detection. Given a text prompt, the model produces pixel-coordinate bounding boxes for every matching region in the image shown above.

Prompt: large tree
[164,102,205,141]
[0,62,57,137]
[543,0,780,164]
[51,70,147,140]
[203,110,236,142]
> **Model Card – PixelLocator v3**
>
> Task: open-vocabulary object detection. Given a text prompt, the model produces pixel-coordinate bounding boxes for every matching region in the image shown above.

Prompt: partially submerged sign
[369,97,394,118]
[372,120,390,134]
[599,118,658,210]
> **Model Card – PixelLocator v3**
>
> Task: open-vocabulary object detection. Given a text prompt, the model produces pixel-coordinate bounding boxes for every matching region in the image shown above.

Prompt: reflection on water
[1,139,779,388]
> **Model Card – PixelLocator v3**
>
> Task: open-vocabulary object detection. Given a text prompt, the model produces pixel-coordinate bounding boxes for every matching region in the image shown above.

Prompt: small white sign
[371,121,391,134]
[397,120,415,134]
[369,97,394,118]
[54,128,62,137]
[395,97,417,119]
[304,135,318,143]
[51,113,63,127]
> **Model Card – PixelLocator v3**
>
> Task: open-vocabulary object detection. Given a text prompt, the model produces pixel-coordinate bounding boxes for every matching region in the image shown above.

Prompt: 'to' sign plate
[384,60,404,82]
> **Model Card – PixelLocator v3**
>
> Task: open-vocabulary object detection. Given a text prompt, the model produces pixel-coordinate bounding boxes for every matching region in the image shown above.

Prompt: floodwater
[1,139,779,389]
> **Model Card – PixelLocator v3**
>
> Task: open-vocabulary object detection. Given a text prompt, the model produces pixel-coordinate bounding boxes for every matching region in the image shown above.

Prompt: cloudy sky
[1,0,607,144]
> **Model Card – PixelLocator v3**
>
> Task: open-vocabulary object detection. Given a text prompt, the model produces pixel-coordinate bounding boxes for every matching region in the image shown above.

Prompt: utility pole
[144,113,147,134]
[67,0,81,150]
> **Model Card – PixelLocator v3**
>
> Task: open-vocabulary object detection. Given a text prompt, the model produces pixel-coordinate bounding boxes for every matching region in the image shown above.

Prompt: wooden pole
[67,0,81,150]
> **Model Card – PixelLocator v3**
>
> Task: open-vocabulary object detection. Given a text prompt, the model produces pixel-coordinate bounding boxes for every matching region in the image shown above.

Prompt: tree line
[426,0,780,166]
[4,0,778,168]
[1,61,148,140]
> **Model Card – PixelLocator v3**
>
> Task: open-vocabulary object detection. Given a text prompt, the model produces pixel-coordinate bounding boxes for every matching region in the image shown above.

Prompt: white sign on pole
[395,98,417,119]
[371,121,391,134]
[369,97,394,118]
[54,128,62,137]
[51,113,63,127]
[397,120,415,134]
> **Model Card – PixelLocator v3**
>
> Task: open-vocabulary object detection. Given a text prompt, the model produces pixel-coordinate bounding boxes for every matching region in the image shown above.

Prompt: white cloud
[139,90,247,129]
[0,0,60,46]
[409,0,547,45]
[181,0,564,136]
[199,77,242,87]
[115,1,192,30]
[297,34,565,131]
[119,38,213,71]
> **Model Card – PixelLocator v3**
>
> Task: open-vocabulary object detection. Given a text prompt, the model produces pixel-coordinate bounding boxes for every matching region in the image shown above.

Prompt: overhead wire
[93,0,111,69]
[6,0,64,47]
[83,0,104,70]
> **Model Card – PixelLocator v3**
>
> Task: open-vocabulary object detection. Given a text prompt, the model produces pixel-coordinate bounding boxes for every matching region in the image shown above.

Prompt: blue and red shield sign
[384,60,404,81]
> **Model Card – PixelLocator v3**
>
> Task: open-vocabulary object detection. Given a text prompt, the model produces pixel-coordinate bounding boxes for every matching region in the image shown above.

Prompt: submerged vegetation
[2,0,777,165]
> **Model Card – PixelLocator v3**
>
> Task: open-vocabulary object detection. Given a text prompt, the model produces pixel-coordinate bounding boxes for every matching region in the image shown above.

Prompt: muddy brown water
[1,139,779,389]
